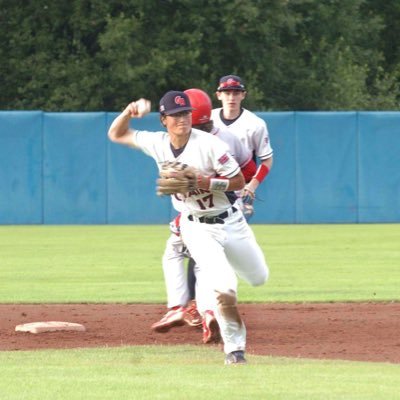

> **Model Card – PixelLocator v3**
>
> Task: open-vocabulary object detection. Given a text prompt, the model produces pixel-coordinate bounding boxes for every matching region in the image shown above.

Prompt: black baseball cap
[217,75,246,91]
[159,90,194,115]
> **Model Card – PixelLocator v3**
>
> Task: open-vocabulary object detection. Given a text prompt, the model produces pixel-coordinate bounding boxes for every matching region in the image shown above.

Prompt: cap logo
[217,77,245,91]
[220,79,243,89]
[174,96,186,106]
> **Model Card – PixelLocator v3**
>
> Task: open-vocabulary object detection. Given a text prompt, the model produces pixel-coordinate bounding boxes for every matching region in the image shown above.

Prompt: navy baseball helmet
[217,75,246,91]
[159,91,193,115]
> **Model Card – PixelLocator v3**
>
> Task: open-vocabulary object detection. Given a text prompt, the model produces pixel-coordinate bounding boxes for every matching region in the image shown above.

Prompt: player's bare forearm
[262,157,273,171]
[245,156,273,196]
[108,99,151,148]
[197,171,245,192]
[227,172,245,191]
[108,109,132,140]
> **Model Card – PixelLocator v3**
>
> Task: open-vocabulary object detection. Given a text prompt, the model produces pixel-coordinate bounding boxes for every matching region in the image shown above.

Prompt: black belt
[188,207,237,224]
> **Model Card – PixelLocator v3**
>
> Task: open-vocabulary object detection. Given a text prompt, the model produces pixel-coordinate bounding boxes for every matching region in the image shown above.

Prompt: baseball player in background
[151,89,258,345]
[211,75,273,216]
[108,90,269,365]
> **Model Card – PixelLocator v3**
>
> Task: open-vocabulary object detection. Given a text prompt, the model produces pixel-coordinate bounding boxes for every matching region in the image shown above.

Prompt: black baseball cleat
[225,350,247,365]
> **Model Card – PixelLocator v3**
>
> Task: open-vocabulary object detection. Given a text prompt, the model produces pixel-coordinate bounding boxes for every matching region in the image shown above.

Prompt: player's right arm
[108,100,149,148]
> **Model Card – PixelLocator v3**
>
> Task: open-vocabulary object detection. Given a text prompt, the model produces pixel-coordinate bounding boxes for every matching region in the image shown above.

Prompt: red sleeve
[241,159,257,183]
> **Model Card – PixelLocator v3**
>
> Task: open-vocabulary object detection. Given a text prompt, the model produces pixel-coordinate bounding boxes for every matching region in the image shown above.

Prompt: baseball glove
[241,186,255,220]
[157,161,198,195]
[242,193,254,219]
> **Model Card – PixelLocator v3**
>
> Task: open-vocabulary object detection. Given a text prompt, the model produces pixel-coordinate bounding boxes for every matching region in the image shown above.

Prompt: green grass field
[1,224,399,399]
[1,224,399,303]
[1,346,399,400]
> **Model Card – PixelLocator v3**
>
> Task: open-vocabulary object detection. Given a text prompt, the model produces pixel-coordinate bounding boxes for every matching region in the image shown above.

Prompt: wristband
[209,178,229,191]
[253,164,270,183]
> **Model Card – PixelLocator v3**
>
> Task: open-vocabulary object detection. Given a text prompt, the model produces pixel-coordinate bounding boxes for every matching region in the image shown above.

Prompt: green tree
[0,0,399,111]
[274,0,399,109]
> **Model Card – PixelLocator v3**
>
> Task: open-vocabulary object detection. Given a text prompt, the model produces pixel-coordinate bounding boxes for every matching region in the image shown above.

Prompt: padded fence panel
[296,112,358,223]
[43,113,107,224]
[106,112,172,224]
[252,112,296,223]
[358,112,400,222]
[0,111,43,224]
[1,111,400,224]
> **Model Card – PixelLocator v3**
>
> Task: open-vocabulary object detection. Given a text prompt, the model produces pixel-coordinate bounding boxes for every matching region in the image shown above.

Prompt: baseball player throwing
[108,90,269,365]
[152,88,258,344]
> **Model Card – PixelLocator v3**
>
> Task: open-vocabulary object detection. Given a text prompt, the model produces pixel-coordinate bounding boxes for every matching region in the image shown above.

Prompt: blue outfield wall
[0,111,399,224]
[0,111,43,224]
[43,113,108,224]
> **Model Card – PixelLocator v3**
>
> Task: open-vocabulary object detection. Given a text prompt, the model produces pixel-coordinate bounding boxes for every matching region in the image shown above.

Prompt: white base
[15,321,86,334]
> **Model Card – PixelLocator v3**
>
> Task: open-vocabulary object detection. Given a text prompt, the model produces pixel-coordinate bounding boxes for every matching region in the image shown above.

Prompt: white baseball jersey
[210,126,252,168]
[170,125,252,214]
[132,127,239,217]
[211,108,273,160]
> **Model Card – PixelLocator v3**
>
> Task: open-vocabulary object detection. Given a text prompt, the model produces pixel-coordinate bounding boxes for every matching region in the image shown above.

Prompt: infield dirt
[1,302,399,363]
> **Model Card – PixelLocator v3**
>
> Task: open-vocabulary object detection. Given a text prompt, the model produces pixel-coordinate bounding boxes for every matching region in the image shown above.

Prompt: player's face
[164,111,192,136]
[216,90,246,112]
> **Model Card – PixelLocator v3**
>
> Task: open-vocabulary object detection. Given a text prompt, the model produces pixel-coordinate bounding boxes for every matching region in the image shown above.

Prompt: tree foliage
[0,0,399,111]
